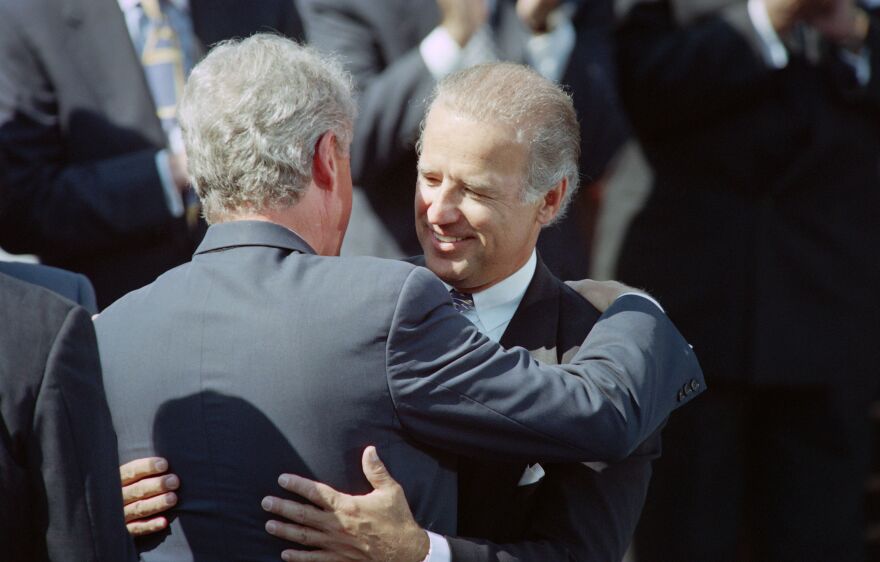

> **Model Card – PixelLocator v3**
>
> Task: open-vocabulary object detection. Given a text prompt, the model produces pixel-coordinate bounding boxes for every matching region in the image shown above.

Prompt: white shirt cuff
[618,291,665,313]
[155,149,185,218]
[423,531,452,562]
[526,5,577,83]
[420,26,465,80]
[747,0,789,68]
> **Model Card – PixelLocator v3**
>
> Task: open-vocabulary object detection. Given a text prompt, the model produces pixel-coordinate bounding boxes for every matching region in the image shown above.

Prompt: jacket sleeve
[29,306,137,561]
[0,5,173,259]
[386,266,702,464]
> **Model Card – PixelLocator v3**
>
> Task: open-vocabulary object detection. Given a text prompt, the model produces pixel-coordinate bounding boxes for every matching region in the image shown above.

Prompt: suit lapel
[500,258,561,365]
[61,0,166,147]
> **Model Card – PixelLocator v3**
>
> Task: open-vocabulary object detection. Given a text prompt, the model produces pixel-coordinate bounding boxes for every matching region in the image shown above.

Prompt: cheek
[462,204,496,238]
[414,185,431,216]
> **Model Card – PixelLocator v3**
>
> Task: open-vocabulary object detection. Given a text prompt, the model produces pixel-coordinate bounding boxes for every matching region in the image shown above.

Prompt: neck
[223,201,340,256]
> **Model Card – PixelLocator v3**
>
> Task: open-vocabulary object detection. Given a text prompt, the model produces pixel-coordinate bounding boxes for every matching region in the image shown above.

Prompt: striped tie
[450,289,475,313]
[139,0,200,229]
[139,0,185,134]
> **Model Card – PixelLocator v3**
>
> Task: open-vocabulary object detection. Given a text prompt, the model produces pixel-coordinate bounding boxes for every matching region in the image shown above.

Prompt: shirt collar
[443,250,537,334]
[118,0,189,13]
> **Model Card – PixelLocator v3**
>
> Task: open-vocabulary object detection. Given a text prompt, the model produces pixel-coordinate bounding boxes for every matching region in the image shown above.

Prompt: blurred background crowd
[0,0,878,559]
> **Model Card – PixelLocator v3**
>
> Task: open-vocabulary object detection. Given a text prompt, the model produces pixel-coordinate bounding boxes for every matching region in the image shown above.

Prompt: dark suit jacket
[0,273,135,561]
[615,0,880,386]
[417,257,656,561]
[301,0,628,278]
[0,0,303,309]
[94,220,701,561]
[0,261,97,314]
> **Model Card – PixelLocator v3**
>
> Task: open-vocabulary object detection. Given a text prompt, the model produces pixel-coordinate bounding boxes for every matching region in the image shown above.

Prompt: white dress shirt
[425,251,538,561]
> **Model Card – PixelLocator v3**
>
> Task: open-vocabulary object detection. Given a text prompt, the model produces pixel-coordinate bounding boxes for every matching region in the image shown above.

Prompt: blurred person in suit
[96,36,702,561]
[0,261,97,314]
[0,0,303,309]
[299,0,629,280]
[0,272,135,561]
[614,0,880,558]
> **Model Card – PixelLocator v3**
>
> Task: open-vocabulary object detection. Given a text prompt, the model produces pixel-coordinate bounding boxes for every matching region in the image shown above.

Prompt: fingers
[360,446,395,490]
[126,516,169,537]
[266,521,352,561]
[119,457,168,486]
[266,519,327,547]
[124,491,178,522]
[279,547,347,562]
[275,474,342,511]
[122,473,179,505]
[261,496,338,531]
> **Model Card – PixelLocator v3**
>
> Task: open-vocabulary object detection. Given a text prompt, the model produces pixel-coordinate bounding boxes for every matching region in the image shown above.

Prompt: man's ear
[536,178,567,225]
[311,132,338,192]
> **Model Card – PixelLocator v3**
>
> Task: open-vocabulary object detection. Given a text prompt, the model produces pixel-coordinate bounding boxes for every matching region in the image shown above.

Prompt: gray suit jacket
[0,261,97,314]
[0,273,134,561]
[0,0,304,307]
[95,220,703,561]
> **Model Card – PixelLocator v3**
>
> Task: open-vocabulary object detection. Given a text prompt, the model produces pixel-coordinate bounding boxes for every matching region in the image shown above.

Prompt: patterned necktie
[450,289,476,314]
[139,0,185,135]
[139,0,200,229]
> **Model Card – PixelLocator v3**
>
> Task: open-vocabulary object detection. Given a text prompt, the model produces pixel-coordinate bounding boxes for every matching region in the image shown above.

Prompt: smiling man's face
[415,103,555,292]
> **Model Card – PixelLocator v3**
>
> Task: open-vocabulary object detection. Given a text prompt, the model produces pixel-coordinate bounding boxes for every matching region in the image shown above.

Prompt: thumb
[361,446,395,490]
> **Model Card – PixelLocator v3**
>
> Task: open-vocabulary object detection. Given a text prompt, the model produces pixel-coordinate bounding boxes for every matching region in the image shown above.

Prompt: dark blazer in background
[95,220,701,561]
[301,0,629,279]
[445,258,656,561]
[615,0,880,558]
[0,273,134,561]
[0,261,97,314]
[615,0,880,388]
[0,0,304,309]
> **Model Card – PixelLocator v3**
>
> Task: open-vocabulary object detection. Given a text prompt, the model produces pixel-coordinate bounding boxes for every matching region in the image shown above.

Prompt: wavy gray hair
[179,34,356,223]
[418,63,580,224]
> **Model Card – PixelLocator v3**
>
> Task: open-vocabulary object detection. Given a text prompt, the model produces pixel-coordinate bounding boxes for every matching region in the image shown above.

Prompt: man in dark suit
[96,36,701,561]
[614,0,880,558]
[0,272,135,561]
[300,0,629,280]
[0,0,303,308]
[0,261,98,314]
[258,63,656,562]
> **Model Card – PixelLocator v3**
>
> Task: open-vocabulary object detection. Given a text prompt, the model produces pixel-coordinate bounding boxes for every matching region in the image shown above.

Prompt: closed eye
[419,173,441,187]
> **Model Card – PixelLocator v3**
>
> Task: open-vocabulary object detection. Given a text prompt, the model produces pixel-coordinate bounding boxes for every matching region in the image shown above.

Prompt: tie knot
[449,289,475,313]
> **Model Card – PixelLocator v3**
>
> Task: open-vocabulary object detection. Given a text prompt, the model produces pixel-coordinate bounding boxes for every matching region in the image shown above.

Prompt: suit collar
[194,221,317,256]
[499,257,561,363]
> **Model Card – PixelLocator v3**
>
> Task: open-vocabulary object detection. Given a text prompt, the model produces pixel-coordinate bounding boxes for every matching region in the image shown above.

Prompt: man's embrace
[105,38,702,561]
[258,63,666,562]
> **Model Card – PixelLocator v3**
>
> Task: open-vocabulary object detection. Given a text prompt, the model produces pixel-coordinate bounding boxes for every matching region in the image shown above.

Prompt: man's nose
[426,184,461,225]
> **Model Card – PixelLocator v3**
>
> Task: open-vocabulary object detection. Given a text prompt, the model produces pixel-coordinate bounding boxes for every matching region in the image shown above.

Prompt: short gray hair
[418,63,580,224]
[178,34,356,223]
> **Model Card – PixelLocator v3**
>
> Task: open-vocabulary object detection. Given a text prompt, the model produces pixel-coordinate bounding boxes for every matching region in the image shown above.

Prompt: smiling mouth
[433,232,466,243]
